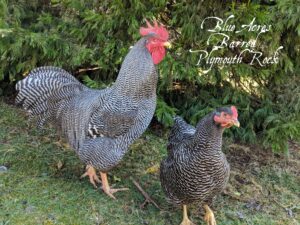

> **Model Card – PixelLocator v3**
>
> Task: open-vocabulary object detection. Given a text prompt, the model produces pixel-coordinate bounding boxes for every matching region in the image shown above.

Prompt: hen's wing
[167,116,196,153]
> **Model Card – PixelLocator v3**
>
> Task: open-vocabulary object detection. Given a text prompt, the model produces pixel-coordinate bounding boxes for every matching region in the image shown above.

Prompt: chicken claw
[203,204,217,225]
[100,172,129,199]
[180,205,195,225]
[80,165,101,188]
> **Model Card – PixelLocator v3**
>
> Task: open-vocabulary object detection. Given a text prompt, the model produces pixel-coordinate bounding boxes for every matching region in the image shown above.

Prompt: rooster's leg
[180,205,195,225]
[80,165,101,188]
[100,172,129,199]
[203,204,216,225]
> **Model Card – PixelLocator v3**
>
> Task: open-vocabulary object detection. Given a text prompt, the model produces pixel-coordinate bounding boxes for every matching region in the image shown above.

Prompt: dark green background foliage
[0,0,299,153]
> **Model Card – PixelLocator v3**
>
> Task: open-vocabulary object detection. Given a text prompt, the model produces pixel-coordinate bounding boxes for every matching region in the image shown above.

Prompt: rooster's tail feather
[16,66,85,128]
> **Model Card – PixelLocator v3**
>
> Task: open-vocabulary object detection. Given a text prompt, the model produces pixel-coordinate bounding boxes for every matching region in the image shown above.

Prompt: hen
[160,106,240,225]
[16,20,170,199]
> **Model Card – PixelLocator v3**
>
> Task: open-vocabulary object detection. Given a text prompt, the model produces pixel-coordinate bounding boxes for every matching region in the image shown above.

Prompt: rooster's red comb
[140,19,169,41]
[231,106,238,119]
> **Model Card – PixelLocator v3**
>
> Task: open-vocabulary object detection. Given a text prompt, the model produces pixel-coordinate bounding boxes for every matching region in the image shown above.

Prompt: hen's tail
[16,66,86,128]
[167,116,196,151]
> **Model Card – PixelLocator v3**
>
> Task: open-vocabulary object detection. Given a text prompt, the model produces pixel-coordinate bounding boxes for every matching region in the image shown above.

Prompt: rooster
[160,106,240,225]
[16,20,170,199]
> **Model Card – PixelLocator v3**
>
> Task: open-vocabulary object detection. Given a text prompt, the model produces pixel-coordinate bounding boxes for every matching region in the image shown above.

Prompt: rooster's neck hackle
[113,37,157,99]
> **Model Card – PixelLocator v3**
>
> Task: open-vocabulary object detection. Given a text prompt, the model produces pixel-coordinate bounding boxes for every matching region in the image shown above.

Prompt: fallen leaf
[57,161,63,170]
[234,191,241,196]
[113,175,121,182]
[146,164,159,174]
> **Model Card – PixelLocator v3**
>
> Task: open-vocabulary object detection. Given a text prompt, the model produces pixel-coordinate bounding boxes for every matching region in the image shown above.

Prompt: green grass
[0,100,299,225]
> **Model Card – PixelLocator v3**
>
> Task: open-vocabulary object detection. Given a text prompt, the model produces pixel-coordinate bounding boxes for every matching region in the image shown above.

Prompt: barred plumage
[16,36,159,172]
[160,107,239,224]
[167,116,196,153]
[160,107,242,206]
[16,21,170,198]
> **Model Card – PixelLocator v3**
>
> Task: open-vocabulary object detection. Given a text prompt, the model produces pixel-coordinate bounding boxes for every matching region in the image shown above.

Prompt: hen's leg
[180,205,195,225]
[100,172,129,199]
[203,204,216,225]
[80,165,101,188]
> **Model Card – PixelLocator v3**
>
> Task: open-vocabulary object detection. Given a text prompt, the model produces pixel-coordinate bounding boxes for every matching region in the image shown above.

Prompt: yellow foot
[203,204,216,225]
[80,165,101,188]
[180,205,195,225]
[100,172,129,200]
[180,218,195,225]
[102,186,129,200]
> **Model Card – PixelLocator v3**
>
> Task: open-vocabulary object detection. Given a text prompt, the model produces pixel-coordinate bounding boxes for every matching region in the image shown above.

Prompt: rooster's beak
[163,41,172,49]
[232,119,240,127]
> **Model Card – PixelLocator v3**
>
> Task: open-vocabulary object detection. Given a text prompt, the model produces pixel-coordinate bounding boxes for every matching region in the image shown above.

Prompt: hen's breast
[160,147,230,205]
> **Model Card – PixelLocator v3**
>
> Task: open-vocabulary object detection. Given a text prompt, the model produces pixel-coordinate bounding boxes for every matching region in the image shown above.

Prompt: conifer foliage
[0,0,299,153]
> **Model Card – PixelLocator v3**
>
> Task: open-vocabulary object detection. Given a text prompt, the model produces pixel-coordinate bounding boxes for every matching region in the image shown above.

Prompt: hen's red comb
[231,106,238,119]
[140,19,169,41]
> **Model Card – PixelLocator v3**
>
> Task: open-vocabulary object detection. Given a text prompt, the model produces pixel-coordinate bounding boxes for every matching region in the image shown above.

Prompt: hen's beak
[232,119,240,127]
[163,41,172,49]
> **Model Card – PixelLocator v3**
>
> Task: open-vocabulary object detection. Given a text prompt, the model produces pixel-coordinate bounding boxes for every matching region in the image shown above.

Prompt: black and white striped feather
[16,37,158,172]
[167,116,196,153]
[160,112,230,206]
